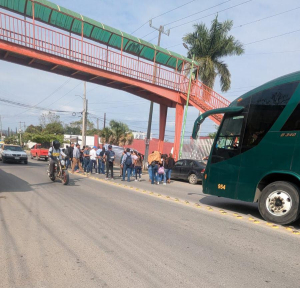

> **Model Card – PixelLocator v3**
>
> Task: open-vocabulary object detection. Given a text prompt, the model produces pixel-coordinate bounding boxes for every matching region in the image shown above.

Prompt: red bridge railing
[0,12,230,111]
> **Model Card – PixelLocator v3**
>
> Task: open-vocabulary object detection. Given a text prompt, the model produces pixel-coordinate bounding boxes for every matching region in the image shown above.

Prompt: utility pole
[0,115,2,140]
[82,81,87,147]
[144,20,170,168]
[19,121,25,146]
[97,118,99,130]
[103,113,106,129]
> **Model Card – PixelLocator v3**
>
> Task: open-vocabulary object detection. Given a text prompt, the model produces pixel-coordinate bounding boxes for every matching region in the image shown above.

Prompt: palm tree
[183,16,244,92]
[100,120,134,146]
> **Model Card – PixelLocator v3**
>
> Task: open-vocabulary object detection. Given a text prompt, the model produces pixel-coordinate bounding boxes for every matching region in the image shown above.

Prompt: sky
[0,0,300,141]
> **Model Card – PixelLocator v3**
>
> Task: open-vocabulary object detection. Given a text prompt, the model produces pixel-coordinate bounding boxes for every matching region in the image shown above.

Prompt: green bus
[192,71,300,225]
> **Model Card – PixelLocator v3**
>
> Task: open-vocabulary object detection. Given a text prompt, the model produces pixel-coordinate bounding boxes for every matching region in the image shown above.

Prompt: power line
[245,28,300,45]
[243,49,300,55]
[131,0,199,35]
[0,97,80,114]
[232,6,300,29]
[13,78,72,117]
[44,82,82,109]
[166,6,300,50]
[164,0,232,27]
[168,0,253,30]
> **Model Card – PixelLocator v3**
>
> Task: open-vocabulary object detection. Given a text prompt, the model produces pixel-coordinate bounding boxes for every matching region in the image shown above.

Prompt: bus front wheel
[259,181,300,225]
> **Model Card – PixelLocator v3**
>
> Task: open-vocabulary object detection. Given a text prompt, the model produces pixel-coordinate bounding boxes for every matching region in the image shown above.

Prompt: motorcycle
[47,158,69,185]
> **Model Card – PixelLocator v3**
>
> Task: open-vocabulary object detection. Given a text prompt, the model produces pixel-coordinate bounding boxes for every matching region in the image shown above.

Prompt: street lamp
[179,43,195,160]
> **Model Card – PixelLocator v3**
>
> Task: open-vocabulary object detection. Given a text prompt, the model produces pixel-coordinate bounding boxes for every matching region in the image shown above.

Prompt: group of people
[120,148,143,182]
[147,151,175,185]
[64,143,115,179]
[62,143,175,185]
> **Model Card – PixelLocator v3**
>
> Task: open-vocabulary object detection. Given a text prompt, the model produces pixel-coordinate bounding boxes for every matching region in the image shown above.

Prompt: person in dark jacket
[68,143,74,169]
[164,153,175,184]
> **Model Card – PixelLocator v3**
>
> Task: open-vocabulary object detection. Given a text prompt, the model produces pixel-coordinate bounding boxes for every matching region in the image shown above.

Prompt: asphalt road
[0,159,299,288]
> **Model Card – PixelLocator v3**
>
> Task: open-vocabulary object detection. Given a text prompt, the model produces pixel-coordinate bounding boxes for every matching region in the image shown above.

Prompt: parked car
[171,159,206,184]
[0,144,28,164]
[30,143,49,161]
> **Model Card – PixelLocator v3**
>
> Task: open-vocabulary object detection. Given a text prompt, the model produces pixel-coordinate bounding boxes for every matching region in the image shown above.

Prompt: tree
[69,118,95,132]
[208,132,217,139]
[44,122,64,135]
[23,132,64,144]
[109,120,133,146]
[86,128,102,136]
[4,136,19,144]
[99,121,133,146]
[25,125,43,134]
[100,127,113,144]
[40,112,61,128]
[183,16,244,92]
[64,125,81,135]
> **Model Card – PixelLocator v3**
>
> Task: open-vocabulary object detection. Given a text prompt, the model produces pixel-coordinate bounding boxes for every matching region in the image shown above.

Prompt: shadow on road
[0,169,32,193]
[199,195,261,218]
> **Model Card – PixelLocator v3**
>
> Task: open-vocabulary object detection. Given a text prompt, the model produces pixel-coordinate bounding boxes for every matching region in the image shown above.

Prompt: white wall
[63,135,102,148]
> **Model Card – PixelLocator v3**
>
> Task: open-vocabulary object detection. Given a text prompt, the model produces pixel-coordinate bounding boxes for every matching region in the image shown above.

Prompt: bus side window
[242,81,299,152]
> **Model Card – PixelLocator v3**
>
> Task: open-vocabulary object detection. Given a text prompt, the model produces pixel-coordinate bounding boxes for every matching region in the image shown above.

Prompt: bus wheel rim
[266,190,292,217]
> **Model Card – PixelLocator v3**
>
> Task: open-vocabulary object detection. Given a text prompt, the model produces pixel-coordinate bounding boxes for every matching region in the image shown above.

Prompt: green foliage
[44,122,64,135]
[86,129,102,136]
[99,121,133,146]
[4,136,19,144]
[208,125,219,139]
[208,132,217,139]
[25,125,43,134]
[25,112,64,145]
[69,118,94,132]
[64,125,81,135]
[24,132,64,144]
[183,16,244,92]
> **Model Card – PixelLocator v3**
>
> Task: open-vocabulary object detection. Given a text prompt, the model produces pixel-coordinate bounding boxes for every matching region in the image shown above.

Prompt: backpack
[125,154,132,166]
[158,166,165,174]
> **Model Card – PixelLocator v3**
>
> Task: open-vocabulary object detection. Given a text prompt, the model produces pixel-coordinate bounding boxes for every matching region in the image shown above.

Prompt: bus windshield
[216,115,244,150]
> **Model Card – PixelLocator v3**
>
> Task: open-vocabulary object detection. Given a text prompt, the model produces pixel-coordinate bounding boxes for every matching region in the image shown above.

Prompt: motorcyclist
[48,140,66,177]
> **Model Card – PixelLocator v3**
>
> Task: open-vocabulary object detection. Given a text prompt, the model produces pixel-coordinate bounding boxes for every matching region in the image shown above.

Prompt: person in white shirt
[89,146,97,174]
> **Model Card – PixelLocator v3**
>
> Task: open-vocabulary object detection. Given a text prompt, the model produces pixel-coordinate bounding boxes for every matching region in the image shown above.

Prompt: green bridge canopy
[0,0,198,70]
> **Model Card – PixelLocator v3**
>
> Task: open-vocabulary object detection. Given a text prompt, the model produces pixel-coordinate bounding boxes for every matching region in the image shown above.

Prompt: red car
[30,144,49,161]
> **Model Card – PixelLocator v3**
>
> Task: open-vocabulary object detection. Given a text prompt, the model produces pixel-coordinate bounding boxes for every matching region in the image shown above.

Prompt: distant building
[132,131,152,140]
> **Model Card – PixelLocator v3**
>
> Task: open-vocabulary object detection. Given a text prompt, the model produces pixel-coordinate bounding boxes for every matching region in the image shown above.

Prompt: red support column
[94,134,99,147]
[158,104,168,153]
[173,103,184,160]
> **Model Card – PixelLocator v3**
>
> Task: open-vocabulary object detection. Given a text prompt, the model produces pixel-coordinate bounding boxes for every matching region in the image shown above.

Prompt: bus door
[206,114,246,199]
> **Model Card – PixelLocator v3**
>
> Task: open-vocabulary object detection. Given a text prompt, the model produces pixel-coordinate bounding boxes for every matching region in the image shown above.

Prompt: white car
[0,144,28,164]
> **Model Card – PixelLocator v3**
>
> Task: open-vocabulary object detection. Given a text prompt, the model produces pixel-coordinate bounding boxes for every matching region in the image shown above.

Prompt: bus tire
[258,181,300,225]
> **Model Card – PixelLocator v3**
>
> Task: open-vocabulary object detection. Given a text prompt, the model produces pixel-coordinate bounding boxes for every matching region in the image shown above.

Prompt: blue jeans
[83,158,90,172]
[66,158,70,169]
[158,173,164,182]
[151,165,158,184]
[89,160,97,173]
[123,165,132,182]
[148,165,153,181]
[98,159,105,174]
[164,169,172,183]
[135,166,142,179]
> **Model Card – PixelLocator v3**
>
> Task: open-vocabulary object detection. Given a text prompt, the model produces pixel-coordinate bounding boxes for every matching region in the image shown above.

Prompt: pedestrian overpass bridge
[0,0,230,158]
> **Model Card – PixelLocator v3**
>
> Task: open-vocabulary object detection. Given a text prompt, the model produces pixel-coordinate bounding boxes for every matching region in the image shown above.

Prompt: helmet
[53,140,60,150]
